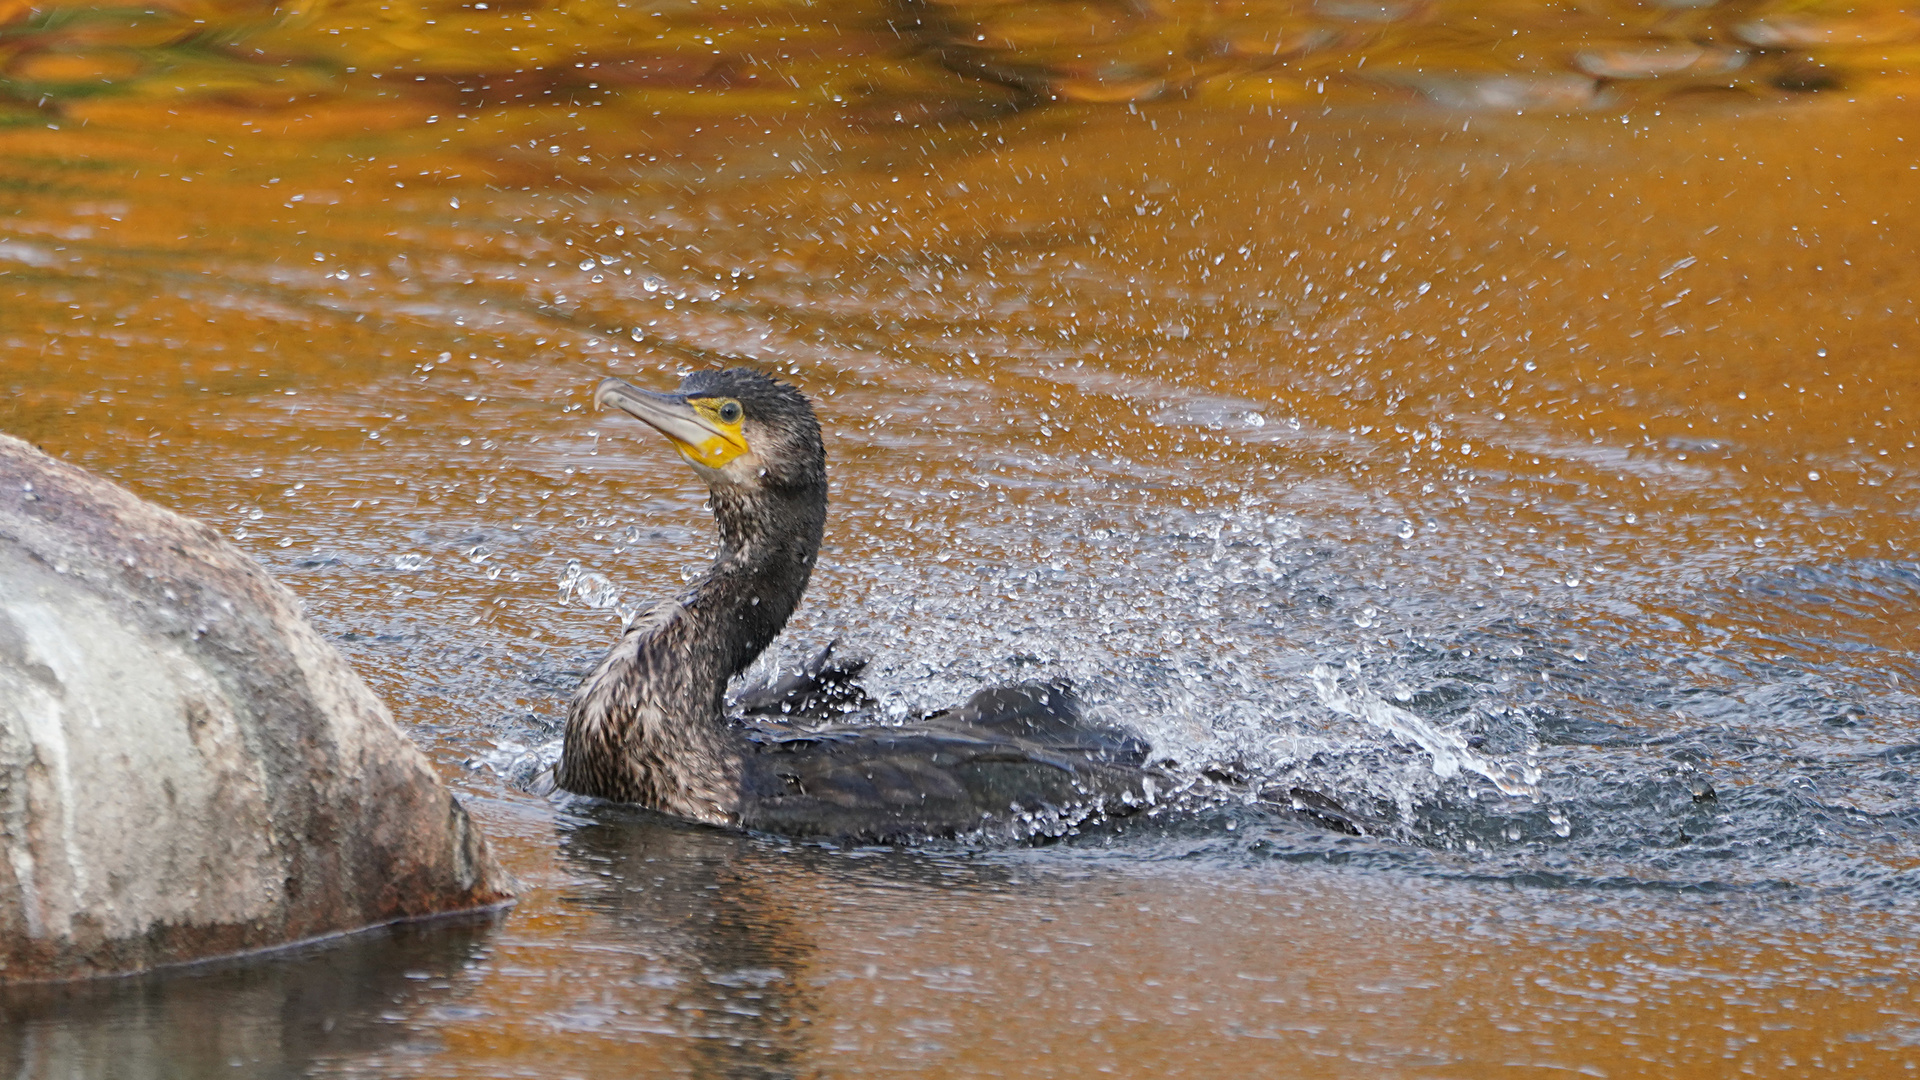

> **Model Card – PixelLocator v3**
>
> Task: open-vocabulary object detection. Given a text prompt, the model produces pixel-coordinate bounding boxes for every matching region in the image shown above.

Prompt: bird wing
[729,639,872,721]
[735,727,1165,842]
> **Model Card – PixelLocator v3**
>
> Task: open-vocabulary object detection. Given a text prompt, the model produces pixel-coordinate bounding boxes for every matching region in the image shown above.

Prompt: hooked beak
[594,377,748,469]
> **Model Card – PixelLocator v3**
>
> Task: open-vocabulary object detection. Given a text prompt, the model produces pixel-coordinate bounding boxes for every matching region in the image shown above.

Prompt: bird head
[594,367,825,495]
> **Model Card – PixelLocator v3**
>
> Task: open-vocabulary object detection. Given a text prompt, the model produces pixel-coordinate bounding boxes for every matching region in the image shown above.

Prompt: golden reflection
[7,0,1920,125]
[2,94,1915,604]
[324,809,1920,1078]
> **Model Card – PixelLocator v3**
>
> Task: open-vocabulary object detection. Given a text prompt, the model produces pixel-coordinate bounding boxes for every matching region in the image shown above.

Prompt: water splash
[472,736,563,792]
[558,558,625,612]
[1309,662,1540,799]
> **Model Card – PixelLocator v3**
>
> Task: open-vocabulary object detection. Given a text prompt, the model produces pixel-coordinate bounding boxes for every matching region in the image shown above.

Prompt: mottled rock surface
[0,434,512,981]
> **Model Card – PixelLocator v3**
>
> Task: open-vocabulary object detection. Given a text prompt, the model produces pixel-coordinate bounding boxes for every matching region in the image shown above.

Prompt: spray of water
[1309,661,1541,799]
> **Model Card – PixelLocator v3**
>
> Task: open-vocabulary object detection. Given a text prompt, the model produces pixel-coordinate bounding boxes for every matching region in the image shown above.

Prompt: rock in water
[0,434,513,981]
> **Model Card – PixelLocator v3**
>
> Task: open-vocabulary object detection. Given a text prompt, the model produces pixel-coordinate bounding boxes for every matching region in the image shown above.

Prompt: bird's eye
[717,400,743,424]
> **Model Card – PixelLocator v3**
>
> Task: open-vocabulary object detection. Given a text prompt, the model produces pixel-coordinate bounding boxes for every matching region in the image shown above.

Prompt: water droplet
[560,559,621,610]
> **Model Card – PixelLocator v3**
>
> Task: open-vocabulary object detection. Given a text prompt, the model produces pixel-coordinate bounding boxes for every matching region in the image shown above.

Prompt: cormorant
[551,367,1165,841]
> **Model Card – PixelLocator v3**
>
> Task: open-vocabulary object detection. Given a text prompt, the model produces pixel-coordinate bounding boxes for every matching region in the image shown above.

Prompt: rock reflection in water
[0,913,500,1078]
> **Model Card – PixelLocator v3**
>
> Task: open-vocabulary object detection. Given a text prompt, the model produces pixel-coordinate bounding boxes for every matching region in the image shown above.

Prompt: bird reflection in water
[556,811,1043,1079]
[558,814,822,1080]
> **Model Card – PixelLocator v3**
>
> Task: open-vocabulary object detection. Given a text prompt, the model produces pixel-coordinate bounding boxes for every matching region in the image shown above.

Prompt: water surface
[3,0,1919,1074]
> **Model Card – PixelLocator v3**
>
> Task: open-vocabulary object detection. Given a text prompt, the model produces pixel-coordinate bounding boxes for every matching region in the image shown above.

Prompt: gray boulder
[0,433,512,981]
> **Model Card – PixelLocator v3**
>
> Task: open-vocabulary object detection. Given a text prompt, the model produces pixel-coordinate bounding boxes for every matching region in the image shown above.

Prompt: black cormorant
[551,367,1165,841]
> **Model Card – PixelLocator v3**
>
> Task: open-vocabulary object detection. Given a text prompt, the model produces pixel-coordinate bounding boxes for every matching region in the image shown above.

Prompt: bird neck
[556,478,826,815]
[679,480,826,688]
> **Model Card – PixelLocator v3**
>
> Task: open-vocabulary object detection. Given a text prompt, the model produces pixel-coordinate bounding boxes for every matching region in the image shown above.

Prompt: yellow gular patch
[671,398,750,469]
